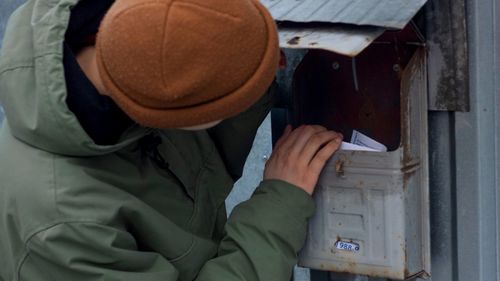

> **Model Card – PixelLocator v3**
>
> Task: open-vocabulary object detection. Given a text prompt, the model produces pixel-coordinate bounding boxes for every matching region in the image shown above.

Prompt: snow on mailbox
[261,0,430,280]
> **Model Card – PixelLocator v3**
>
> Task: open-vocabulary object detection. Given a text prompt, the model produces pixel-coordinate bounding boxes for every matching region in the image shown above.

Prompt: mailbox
[262,0,430,280]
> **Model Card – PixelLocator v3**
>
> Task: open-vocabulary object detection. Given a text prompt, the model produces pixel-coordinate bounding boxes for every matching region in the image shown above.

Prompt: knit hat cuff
[96,0,279,128]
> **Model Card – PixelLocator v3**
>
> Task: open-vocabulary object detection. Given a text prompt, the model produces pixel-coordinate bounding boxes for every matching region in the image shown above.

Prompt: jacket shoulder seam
[17,220,113,281]
[0,64,34,76]
[0,52,61,76]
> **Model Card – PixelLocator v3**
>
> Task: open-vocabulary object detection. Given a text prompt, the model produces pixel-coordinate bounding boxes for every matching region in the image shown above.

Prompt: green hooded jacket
[0,1,315,281]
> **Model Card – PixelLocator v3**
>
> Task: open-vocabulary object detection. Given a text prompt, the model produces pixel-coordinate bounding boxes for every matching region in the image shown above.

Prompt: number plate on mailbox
[335,240,360,253]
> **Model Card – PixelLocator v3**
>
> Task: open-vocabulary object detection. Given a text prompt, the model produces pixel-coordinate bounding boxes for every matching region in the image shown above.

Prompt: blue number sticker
[334,240,360,253]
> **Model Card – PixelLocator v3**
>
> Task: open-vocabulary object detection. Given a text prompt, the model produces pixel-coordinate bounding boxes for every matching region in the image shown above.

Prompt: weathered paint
[426,0,469,111]
[276,25,384,57]
[262,0,427,58]
[293,28,430,279]
[261,0,427,29]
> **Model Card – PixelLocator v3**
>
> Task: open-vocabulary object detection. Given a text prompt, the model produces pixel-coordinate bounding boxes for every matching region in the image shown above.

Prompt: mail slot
[274,25,430,281]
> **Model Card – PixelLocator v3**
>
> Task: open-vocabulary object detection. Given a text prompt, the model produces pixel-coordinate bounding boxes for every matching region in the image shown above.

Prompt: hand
[264,125,343,195]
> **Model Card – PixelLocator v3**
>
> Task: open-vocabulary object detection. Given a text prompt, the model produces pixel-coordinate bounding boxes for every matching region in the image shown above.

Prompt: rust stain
[427,0,469,111]
[287,36,301,45]
[315,262,403,279]
[402,169,417,190]
[335,160,345,177]
[404,269,411,278]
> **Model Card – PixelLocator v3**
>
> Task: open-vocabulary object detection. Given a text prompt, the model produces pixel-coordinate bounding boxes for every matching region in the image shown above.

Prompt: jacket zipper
[137,133,194,200]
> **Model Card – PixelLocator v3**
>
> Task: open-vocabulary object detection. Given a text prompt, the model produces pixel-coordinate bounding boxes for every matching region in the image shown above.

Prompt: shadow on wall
[226,114,272,214]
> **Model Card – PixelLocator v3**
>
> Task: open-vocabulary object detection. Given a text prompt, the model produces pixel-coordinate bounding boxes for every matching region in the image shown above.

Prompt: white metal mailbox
[296,47,430,280]
[262,0,430,280]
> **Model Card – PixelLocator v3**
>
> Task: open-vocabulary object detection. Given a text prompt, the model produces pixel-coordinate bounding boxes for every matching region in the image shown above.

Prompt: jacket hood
[0,0,148,156]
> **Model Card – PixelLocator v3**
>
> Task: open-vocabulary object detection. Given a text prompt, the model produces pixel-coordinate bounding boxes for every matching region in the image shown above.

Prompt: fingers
[279,125,327,155]
[264,124,343,195]
[289,125,328,155]
[300,130,343,163]
[308,138,343,179]
[273,124,292,150]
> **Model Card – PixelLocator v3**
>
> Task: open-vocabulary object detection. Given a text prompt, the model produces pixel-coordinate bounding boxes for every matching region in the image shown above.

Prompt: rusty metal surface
[293,26,430,280]
[276,25,384,57]
[261,0,427,29]
[262,0,428,57]
[292,47,403,151]
[291,27,421,151]
[426,0,469,111]
[400,48,431,279]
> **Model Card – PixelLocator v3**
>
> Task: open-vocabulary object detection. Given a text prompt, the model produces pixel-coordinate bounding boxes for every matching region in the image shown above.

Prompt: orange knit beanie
[96,0,279,128]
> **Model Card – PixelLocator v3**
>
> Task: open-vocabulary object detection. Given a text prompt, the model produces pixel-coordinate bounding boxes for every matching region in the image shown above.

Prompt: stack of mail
[340,130,387,152]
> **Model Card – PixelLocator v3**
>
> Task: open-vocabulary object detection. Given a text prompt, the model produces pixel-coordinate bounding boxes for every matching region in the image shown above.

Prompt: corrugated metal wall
[426,0,499,280]
[453,0,499,279]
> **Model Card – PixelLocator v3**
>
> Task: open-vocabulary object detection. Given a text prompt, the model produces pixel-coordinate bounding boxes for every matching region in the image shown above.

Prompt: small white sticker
[335,240,360,252]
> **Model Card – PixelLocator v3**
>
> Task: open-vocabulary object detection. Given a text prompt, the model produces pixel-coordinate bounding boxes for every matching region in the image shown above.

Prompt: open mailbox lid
[261,0,427,56]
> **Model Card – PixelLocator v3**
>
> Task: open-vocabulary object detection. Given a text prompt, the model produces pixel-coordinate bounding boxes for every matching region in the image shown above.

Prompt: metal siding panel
[426,0,470,111]
[282,0,328,21]
[455,0,499,280]
[261,0,427,29]
[427,112,458,281]
[496,0,500,279]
